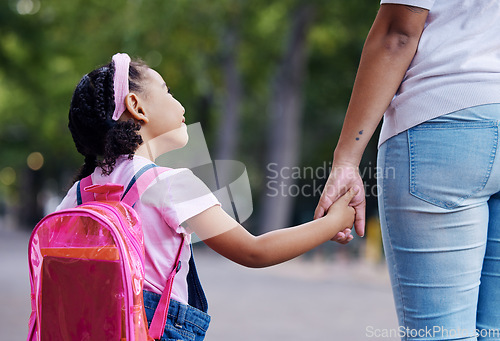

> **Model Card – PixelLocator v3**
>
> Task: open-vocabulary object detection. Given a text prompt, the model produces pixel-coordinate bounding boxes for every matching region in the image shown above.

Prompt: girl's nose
[176,98,185,113]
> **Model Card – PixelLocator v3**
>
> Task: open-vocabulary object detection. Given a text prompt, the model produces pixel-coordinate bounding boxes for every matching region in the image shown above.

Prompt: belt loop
[175,303,187,328]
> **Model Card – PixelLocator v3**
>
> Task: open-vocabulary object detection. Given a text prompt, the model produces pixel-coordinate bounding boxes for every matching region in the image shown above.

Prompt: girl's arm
[314,4,429,239]
[185,188,357,268]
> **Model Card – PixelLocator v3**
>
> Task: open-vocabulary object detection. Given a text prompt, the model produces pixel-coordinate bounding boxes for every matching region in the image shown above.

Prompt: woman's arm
[334,4,429,165]
[185,188,357,268]
[315,4,429,239]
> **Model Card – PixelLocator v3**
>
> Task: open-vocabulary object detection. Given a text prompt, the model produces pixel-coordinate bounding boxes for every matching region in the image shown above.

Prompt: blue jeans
[143,291,210,341]
[378,104,500,340]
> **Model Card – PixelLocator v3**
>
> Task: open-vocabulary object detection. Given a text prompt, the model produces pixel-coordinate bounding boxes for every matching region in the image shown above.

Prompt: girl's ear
[124,93,150,124]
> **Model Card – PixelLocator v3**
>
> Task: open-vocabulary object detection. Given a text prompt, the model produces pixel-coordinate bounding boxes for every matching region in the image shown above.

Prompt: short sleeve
[55,182,79,211]
[380,0,434,10]
[141,168,220,233]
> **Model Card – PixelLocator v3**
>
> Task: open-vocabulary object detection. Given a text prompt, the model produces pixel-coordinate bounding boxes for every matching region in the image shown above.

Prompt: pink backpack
[27,165,183,340]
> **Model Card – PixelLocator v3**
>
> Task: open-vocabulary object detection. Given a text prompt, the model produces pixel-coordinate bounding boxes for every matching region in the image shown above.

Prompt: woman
[315,1,500,340]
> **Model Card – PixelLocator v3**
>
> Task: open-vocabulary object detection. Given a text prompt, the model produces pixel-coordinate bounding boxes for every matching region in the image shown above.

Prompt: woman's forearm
[333,5,428,166]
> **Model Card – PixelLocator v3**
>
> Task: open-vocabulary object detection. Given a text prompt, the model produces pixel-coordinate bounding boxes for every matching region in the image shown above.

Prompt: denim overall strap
[187,245,208,313]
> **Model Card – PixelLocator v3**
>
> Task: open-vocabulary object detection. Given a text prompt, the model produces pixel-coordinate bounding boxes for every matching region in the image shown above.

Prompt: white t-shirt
[57,155,220,304]
[378,0,500,145]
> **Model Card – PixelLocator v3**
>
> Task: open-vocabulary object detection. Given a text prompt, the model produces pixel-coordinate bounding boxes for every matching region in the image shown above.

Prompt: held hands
[314,162,366,244]
[324,187,357,236]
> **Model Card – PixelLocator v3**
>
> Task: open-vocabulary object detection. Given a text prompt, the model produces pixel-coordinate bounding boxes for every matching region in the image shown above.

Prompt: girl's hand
[324,188,357,236]
[314,162,366,242]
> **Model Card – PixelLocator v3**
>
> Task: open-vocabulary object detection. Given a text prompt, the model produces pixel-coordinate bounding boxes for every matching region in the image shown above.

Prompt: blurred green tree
[0,0,379,234]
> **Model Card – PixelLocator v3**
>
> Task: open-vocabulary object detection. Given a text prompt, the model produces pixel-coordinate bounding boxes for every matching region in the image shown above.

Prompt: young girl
[58,53,356,341]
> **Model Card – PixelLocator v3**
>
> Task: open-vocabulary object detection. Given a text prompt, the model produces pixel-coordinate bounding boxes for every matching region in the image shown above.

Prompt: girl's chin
[166,133,189,152]
[178,134,189,148]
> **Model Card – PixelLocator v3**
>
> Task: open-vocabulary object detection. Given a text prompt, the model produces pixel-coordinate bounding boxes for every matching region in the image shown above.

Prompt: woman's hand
[314,162,366,243]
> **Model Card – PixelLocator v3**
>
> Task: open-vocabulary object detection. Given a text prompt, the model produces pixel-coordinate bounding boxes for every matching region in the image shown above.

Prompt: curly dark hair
[68,57,148,181]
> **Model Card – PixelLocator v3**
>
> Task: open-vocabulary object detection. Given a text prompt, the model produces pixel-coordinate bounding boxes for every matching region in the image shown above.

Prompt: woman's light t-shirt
[378,0,500,146]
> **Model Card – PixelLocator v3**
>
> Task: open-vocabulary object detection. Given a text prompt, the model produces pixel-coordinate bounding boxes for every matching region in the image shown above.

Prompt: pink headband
[111,53,131,121]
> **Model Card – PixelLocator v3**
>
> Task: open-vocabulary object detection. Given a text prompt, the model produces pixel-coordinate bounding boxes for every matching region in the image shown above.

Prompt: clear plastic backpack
[27,164,181,340]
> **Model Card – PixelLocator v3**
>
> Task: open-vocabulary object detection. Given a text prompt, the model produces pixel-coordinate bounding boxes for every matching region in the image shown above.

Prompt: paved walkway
[0,227,399,341]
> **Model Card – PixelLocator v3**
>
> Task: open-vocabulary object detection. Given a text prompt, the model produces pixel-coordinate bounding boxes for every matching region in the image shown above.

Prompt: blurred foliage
[0,0,379,228]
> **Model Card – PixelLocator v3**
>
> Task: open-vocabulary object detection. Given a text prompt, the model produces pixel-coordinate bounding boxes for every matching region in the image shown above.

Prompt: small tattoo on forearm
[355,130,364,141]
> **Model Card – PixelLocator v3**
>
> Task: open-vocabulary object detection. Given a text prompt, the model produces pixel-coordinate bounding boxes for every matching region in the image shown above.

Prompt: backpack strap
[77,175,94,205]
[121,164,167,207]
[77,164,169,206]
[148,235,186,340]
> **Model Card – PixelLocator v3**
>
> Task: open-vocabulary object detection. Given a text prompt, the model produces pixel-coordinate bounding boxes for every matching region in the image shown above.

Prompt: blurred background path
[0,226,399,341]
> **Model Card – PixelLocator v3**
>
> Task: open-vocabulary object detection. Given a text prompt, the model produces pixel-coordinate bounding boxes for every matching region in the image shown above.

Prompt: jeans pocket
[408,120,498,209]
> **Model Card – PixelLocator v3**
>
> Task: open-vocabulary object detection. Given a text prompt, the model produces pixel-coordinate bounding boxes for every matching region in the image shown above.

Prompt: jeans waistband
[432,103,500,123]
[143,290,210,332]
